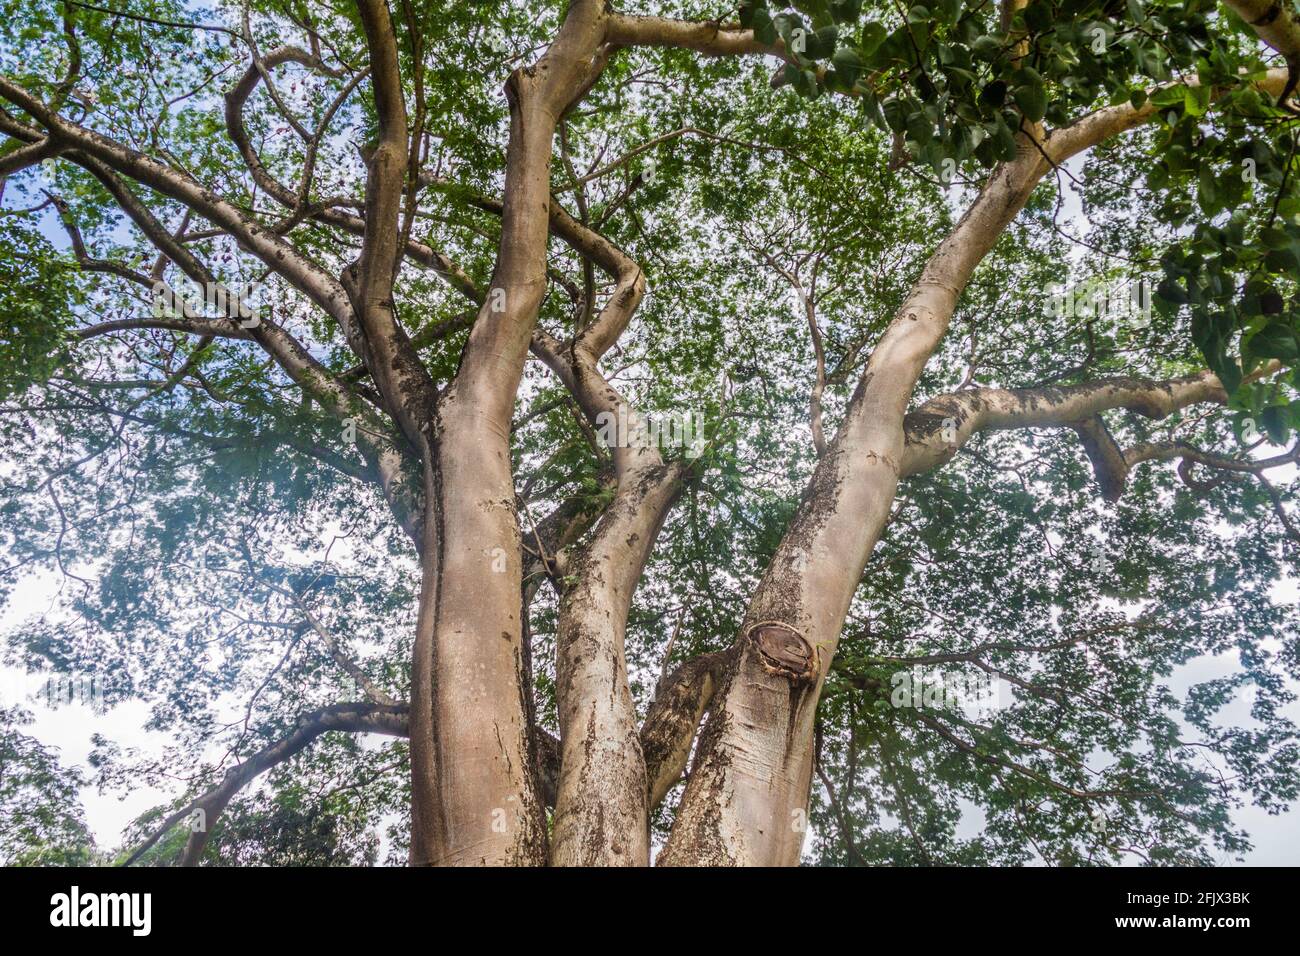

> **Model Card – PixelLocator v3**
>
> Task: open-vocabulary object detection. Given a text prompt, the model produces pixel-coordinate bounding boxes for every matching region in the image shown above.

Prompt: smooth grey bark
[407,1,610,866]
[659,140,1051,866]
[526,205,681,866]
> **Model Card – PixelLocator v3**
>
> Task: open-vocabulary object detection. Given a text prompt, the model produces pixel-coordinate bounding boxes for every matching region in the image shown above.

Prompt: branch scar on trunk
[747,622,817,683]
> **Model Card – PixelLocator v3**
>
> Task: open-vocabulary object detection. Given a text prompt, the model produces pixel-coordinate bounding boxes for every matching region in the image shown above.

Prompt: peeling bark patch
[746,622,816,683]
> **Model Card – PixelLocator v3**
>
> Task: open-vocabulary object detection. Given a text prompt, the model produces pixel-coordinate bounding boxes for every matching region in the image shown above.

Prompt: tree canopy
[0,0,1297,866]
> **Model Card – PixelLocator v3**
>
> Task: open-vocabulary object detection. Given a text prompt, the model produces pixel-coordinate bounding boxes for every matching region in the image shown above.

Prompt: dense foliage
[0,0,1296,865]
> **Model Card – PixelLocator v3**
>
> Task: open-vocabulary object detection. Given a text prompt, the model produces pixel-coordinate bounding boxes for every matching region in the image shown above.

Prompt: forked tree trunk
[550,458,686,865]
[407,1,609,867]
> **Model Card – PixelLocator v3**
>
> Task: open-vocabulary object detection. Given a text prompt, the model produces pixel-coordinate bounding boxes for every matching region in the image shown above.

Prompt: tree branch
[122,702,409,867]
[899,363,1284,479]
[0,77,358,332]
[641,648,734,809]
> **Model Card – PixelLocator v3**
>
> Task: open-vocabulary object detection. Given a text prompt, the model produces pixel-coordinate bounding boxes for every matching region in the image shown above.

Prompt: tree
[1,0,1297,867]
[0,706,99,865]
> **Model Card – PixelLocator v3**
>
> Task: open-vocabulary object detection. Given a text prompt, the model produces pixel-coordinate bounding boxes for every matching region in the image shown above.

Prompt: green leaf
[1261,404,1289,443]
[971,34,1002,61]
[832,46,864,87]
[794,0,835,28]
[1260,227,1291,250]
[979,79,1008,108]
[809,24,839,59]
[1184,84,1211,116]
[1023,1,1053,33]
[1245,323,1300,363]
[935,0,963,23]
[991,118,1018,161]
[832,0,863,21]
[860,20,887,56]
[1013,82,1047,123]
[1196,166,1220,215]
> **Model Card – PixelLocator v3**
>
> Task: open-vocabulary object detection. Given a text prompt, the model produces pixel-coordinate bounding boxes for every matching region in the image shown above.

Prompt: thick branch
[1043,67,1291,164]
[123,702,408,867]
[347,0,438,449]
[293,595,398,707]
[223,45,343,211]
[900,363,1284,485]
[641,648,734,810]
[1071,415,1129,502]
[902,369,1248,476]
[56,171,423,545]
[0,135,62,176]
[604,15,781,58]
[1223,0,1300,110]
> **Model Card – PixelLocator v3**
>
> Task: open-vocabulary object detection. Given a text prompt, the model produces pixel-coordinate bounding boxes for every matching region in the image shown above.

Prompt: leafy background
[0,0,1296,865]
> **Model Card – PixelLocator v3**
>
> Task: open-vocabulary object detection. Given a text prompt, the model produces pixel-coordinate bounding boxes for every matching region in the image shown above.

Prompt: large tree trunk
[41,0,1294,872]
[407,417,551,866]
[520,194,684,866]
[654,60,1256,862]
[660,147,1049,866]
[407,2,608,866]
[550,458,685,865]
[407,83,557,867]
